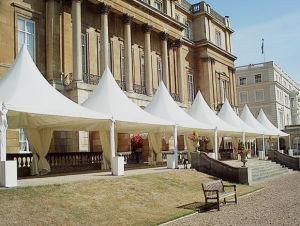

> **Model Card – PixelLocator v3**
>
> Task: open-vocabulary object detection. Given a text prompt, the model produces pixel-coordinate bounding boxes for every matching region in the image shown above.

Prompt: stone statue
[0,103,8,161]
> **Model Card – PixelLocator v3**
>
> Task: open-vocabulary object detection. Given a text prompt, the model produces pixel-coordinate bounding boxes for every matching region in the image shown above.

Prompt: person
[183,152,188,169]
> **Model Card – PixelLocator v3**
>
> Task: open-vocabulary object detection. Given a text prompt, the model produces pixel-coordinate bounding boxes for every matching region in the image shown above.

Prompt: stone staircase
[250,160,290,182]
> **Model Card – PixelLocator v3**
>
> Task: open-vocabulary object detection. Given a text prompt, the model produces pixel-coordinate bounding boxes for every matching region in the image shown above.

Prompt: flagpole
[262,38,265,63]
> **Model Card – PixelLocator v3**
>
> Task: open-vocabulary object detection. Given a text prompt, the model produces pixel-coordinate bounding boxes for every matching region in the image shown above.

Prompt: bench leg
[224,198,226,204]
[235,193,237,204]
[217,199,220,211]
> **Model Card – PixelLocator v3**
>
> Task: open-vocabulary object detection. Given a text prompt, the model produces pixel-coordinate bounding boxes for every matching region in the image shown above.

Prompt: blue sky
[188,0,300,81]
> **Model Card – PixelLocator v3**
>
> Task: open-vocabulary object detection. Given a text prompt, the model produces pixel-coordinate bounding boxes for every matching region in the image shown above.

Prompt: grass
[0,170,260,225]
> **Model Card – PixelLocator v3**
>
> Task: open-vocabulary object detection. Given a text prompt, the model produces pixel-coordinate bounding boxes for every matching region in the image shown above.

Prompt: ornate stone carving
[159,32,168,41]
[142,23,152,33]
[173,39,183,48]
[122,14,133,24]
[98,2,111,14]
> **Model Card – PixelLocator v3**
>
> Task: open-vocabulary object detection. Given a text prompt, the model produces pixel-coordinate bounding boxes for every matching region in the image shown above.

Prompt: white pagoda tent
[240,105,278,157]
[145,82,214,165]
[82,68,174,168]
[189,91,242,159]
[218,99,260,142]
[257,109,289,151]
[0,46,111,185]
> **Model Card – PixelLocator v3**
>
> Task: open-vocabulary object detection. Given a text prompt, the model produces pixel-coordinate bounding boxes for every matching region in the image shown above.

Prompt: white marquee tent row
[0,46,289,187]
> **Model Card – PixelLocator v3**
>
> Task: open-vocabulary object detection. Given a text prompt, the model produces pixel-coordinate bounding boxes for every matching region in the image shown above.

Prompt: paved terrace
[223,158,271,168]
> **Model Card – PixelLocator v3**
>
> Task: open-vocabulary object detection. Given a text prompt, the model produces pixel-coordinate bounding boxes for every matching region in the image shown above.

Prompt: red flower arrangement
[131,134,143,151]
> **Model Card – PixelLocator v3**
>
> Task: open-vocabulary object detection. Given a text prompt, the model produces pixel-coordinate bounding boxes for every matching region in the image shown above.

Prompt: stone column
[174,39,185,102]
[71,0,82,81]
[142,24,153,96]
[46,0,55,82]
[123,14,133,92]
[160,32,169,90]
[99,3,110,75]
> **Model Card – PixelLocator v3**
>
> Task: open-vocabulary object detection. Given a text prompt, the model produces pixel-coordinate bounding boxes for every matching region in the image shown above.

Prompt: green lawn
[0,170,260,226]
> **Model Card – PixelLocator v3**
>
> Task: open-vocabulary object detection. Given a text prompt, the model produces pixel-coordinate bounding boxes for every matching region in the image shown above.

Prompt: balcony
[191,2,226,25]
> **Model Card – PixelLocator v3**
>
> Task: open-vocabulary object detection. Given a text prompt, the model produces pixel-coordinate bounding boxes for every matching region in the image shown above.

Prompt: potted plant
[188,131,200,152]
[238,143,249,167]
[131,134,143,163]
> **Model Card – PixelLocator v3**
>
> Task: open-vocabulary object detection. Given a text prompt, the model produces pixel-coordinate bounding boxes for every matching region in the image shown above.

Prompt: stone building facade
[0,0,237,154]
[236,61,300,130]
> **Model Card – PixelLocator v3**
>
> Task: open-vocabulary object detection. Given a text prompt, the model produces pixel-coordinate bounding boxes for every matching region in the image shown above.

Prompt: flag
[261,38,264,55]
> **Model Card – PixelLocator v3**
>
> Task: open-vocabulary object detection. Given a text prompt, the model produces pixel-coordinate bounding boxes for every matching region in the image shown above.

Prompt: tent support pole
[214,128,218,160]
[242,132,246,145]
[254,138,257,157]
[289,135,291,150]
[110,120,116,171]
[262,134,265,153]
[277,136,280,151]
[173,125,178,168]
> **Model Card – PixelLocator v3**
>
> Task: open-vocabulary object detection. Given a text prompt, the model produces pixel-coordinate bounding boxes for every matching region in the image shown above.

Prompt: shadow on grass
[177,202,218,213]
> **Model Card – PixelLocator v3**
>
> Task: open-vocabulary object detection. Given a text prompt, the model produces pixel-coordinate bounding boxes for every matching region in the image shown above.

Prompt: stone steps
[250,160,290,182]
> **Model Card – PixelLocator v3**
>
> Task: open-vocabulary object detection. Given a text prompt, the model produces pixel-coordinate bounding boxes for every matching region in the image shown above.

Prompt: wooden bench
[202,179,237,210]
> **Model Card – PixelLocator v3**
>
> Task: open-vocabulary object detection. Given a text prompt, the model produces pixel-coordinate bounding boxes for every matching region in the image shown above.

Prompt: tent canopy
[145,82,213,133]
[218,99,260,136]
[82,68,173,133]
[0,46,111,131]
[257,109,289,137]
[189,91,242,135]
[240,105,277,136]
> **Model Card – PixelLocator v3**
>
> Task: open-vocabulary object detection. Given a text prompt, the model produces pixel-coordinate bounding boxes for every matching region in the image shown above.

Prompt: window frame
[215,29,222,48]
[254,74,262,83]
[255,89,264,102]
[239,77,247,85]
[17,16,36,61]
[239,91,248,104]
[187,73,194,102]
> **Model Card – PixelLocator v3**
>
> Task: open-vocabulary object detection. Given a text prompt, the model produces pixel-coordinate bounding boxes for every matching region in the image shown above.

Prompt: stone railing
[191,152,249,184]
[83,73,101,85]
[171,93,180,102]
[133,84,147,95]
[161,150,188,162]
[268,150,300,171]
[7,152,103,177]
[191,3,225,25]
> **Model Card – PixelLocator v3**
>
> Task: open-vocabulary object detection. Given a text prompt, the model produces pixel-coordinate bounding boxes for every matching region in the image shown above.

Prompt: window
[175,14,180,21]
[140,51,146,94]
[220,79,227,103]
[291,97,295,108]
[157,57,162,84]
[188,73,194,102]
[279,111,284,129]
[239,77,246,85]
[154,0,163,11]
[285,95,289,106]
[255,90,264,102]
[81,33,88,76]
[215,30,221,48]
[184,20,193,39]
[239,91,248,104]
[17,17,35,60]
[254,74,262,83]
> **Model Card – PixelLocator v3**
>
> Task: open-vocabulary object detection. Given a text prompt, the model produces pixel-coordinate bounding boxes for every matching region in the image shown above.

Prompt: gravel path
[164,172,300,226]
